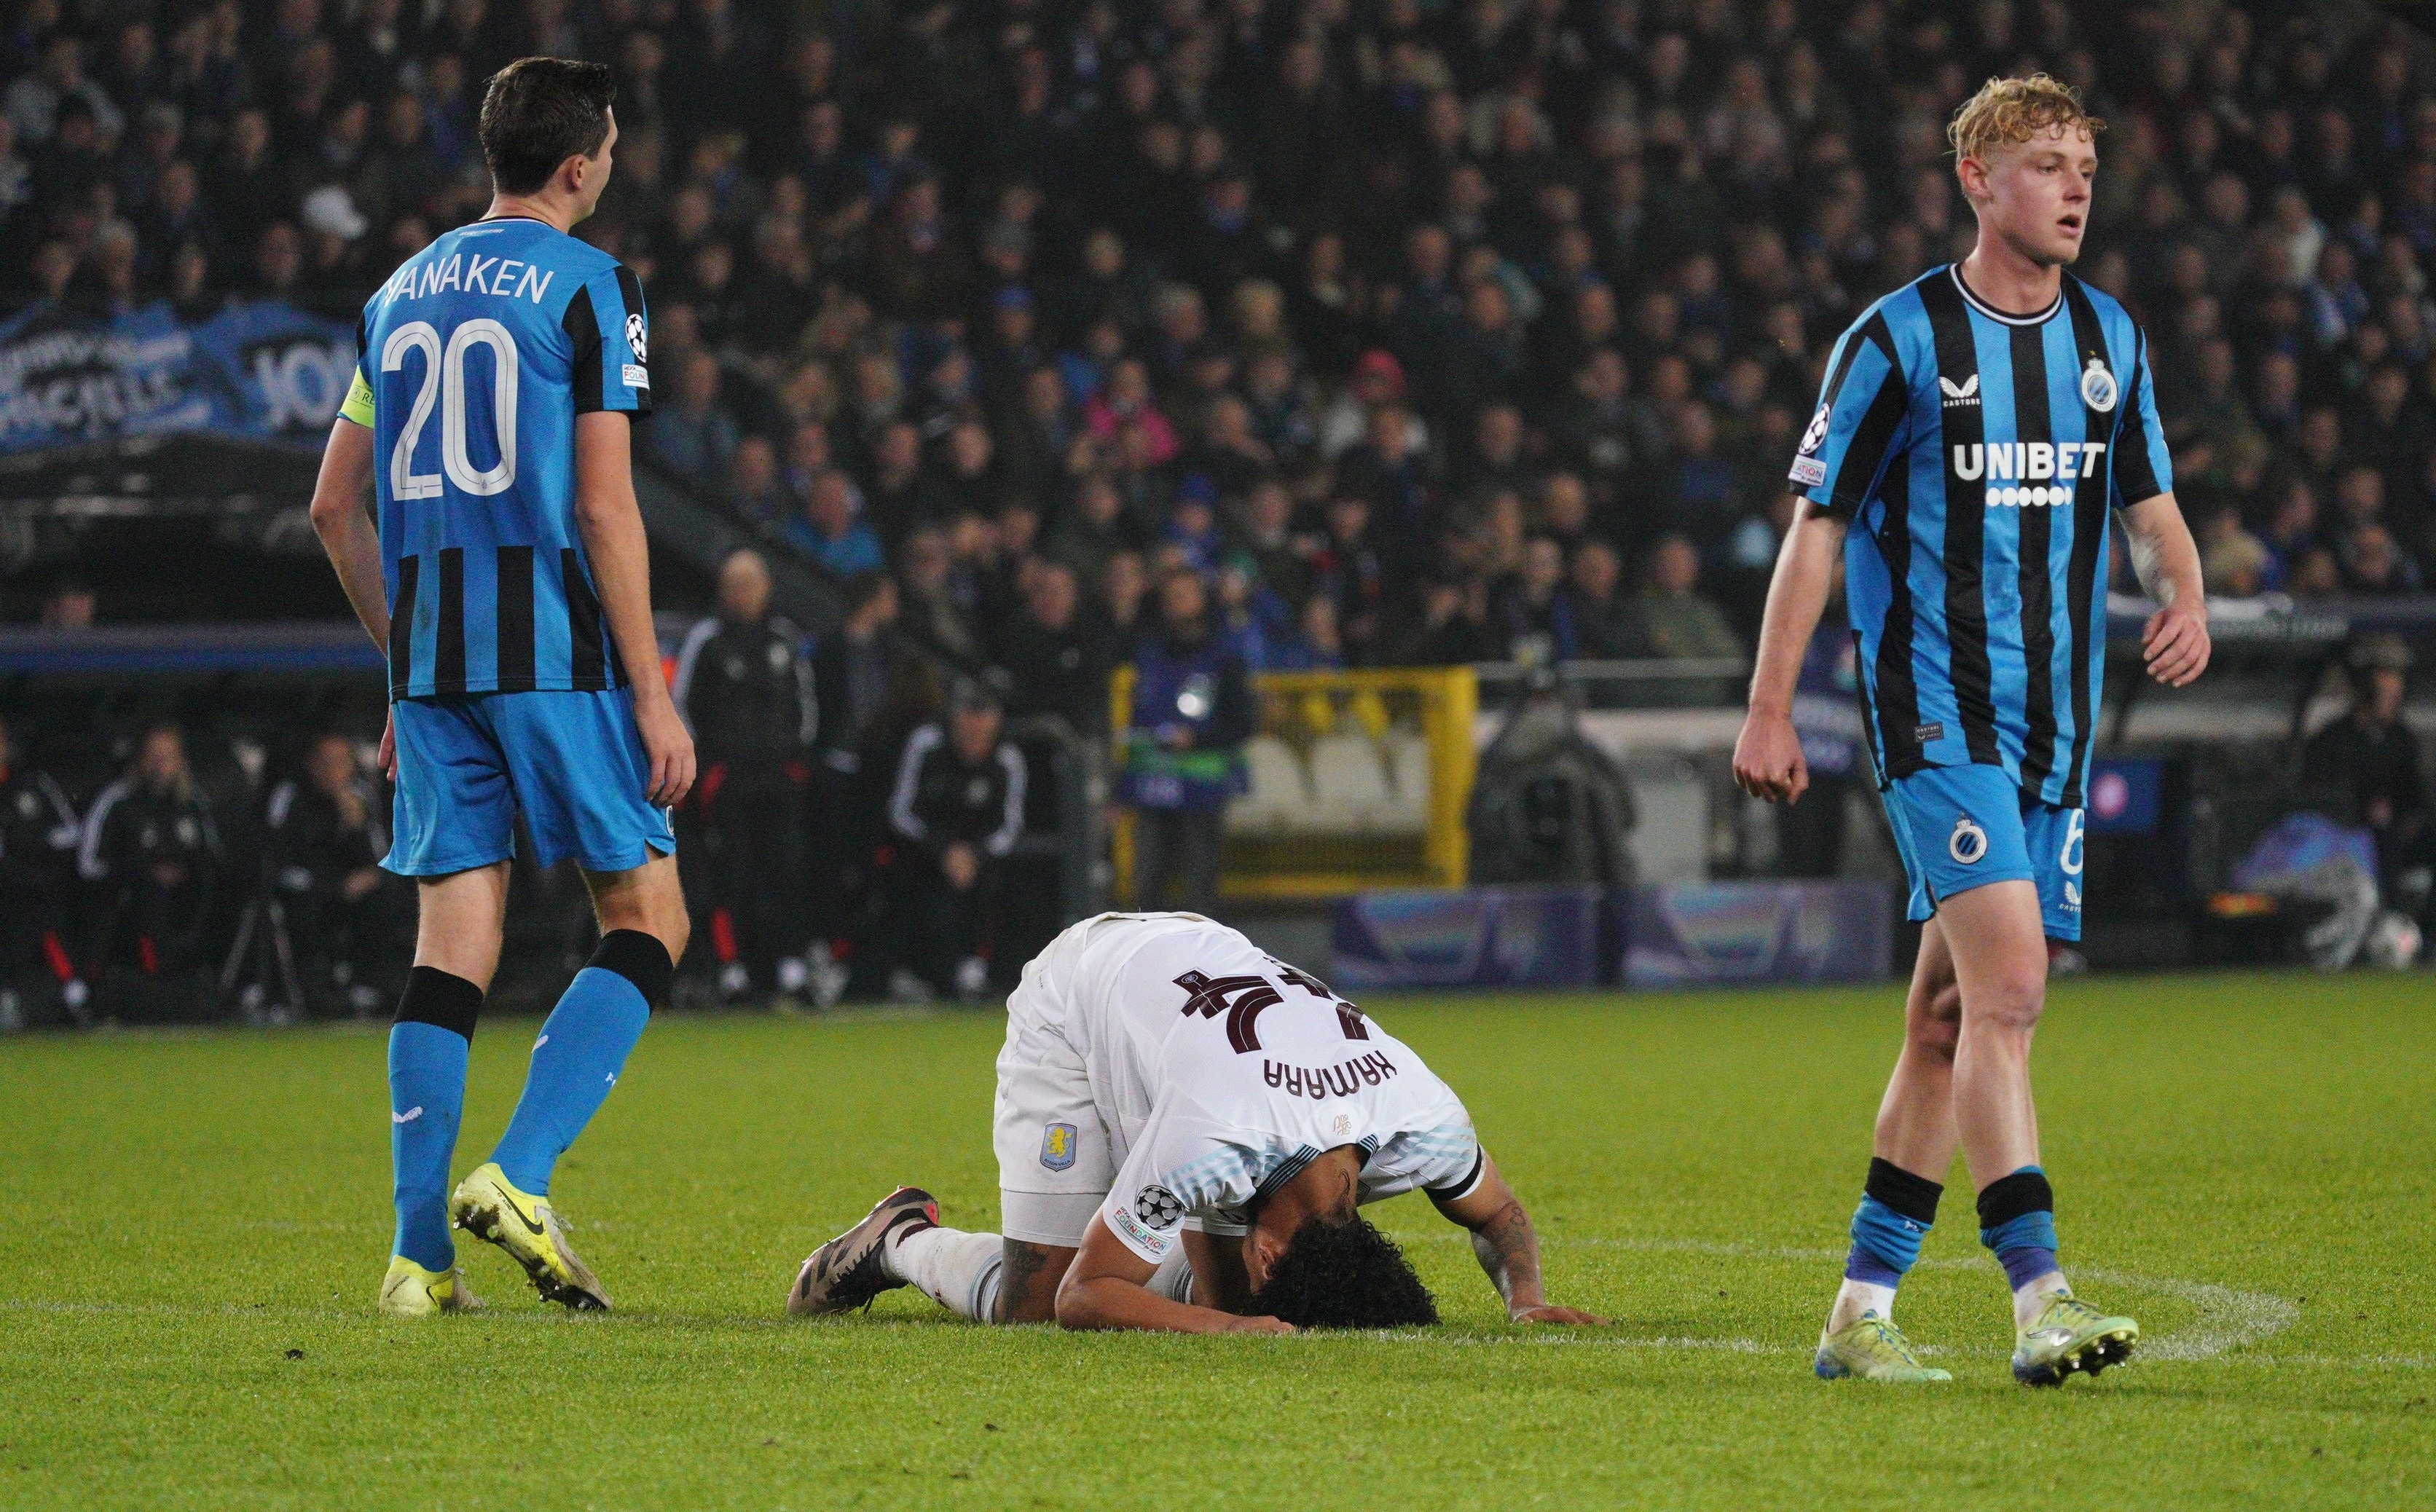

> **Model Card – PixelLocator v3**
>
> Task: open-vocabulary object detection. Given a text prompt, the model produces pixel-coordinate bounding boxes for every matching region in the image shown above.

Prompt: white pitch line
[1382,1233,2305,1364]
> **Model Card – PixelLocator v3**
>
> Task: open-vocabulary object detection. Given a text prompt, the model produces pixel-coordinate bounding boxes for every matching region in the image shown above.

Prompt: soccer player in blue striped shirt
[309,58,695,1317]
[1735,76,2211,1386]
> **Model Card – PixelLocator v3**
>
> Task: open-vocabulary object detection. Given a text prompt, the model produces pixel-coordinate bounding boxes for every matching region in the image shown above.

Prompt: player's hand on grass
[1219,1315,1297,1336]
[2141,602,2210,688]
[1511,1304,1607,1326]
[634,693,697,806]
[1731,709,1807,804]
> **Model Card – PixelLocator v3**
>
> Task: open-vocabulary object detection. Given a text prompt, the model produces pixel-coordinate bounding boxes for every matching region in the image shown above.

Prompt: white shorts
[993,934,1116,1247]
[991,915,1241,1248]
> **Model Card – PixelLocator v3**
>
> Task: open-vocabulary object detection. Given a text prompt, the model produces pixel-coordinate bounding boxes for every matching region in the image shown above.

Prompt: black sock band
[396,965,482,1039]
[1976,1169,2055,1229]
[589,929,674,1009]
[1864,1157,1944,1225]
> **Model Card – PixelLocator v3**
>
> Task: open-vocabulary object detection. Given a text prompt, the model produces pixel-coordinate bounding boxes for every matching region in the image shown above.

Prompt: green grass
[4,971,2435,1508]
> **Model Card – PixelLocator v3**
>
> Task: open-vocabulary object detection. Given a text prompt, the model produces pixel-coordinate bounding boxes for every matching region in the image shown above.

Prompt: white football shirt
[1042,913,1485,1263]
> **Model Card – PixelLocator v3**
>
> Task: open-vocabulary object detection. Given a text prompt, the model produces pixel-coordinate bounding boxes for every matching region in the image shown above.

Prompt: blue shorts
[1880,763,2085,940]
[386,690,676,878]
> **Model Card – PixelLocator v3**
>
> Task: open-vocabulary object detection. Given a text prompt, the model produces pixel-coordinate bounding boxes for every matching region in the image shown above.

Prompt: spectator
[649,350,740,484]
[672,551,816,1001]
[785,469,884,578]
[884,678,1024,1000]
[1272,593,1347,672]
[1568,540,1651,659]
[2340,522,2426,596]
[1638,535,1744,662]
[78,724,224,988]
[0,713,85,1025]
[726,435,790,525]
[263,732,406,1013]
[808,571,903,945]
[895,524,975,664]
[1118,569,1253,918]
[2300,636,2430,921]
[1493,536,1579,664]
[999,559,1107,736]
[2199,504,2274,598]
[1096,548,1150,664]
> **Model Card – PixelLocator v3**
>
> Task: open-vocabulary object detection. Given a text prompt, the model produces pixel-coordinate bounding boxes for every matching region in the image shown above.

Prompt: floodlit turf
[4,971,2434,1508]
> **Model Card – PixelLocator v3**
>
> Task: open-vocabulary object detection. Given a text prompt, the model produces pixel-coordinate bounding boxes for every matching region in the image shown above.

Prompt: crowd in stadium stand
[7,1,2436,1016]
[9,0,2436,674]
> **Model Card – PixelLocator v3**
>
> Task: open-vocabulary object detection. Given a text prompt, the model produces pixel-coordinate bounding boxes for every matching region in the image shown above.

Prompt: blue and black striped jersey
[342,216,652,701]
[1789,264,2172,806]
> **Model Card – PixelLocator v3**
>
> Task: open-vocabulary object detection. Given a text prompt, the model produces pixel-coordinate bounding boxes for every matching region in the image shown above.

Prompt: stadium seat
[1308,733,1396,834]
[1382,731,1433,834]
[1227,736,1313,833]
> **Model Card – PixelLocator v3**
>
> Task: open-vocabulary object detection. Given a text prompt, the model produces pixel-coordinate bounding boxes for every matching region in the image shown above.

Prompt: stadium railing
[1109,664,1478,901]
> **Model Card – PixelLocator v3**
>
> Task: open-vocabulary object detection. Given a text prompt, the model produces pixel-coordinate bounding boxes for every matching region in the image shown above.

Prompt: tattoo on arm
[1468,1197,1542,1308]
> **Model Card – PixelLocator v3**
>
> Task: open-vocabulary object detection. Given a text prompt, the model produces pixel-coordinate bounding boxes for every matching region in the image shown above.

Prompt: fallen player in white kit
[787,912,1606,1333]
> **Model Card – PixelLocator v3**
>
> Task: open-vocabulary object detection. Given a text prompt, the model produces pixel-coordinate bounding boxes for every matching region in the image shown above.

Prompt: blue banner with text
[0,299,355,454]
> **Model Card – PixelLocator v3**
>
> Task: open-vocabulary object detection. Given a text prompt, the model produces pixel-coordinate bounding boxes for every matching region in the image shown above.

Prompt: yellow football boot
[448,1162,611,1311]
[377,1256,482,1317]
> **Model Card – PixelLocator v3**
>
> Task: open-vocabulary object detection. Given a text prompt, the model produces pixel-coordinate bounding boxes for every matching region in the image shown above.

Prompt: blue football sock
[389,967,482,1271]
[1977,1166,2062,1294]
[490,932,667,1196]
[1844,1157,1943,1291]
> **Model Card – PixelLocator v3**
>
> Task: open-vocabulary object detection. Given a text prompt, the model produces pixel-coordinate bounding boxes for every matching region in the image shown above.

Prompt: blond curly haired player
[1735,75,2209,1385]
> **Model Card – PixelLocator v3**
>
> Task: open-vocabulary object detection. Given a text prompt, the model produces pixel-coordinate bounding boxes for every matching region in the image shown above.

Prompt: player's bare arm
[572,409,696,806]
[1431,1154,1606,1326]
[308,417,387,650]
[1733,504,1847,804]
[1054,1215,1295,1334]
[307,417,400,779]
[2118,492,2210,688]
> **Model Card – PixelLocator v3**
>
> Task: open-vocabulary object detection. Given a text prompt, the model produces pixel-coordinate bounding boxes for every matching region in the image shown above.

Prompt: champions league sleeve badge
[1133,1184,1184,1231]
[1789,401,1831,488]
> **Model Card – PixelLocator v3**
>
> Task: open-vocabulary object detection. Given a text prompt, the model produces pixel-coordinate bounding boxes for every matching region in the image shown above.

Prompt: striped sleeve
[2109,328,2173,508]
[563,264,653,416]
[1790,310,1911,519]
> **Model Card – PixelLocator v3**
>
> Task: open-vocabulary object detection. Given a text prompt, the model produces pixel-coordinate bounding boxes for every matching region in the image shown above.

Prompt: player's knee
[1903,977,1962,1058]
[1906,1004,1962,1060]
[1964,972,2046,1036]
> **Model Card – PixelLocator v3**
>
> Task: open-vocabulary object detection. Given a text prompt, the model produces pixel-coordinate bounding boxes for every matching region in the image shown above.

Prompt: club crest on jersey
[1939,374,1981,407]
[2080,355,2118,412]
[1949,816,1989,865]
[1040,1122,1077,1172]
[625,312,648,363]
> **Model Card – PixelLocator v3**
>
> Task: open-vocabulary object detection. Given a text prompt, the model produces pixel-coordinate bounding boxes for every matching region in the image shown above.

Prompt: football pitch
[4,971,2432,1509]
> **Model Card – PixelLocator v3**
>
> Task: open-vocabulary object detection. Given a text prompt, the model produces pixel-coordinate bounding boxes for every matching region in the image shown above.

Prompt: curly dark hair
[1246,1215,1439,1329]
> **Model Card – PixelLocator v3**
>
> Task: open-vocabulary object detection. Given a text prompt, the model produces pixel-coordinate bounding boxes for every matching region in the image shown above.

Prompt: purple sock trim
[1997,1245,2059,1292]
[1844,1245,1902,1287]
